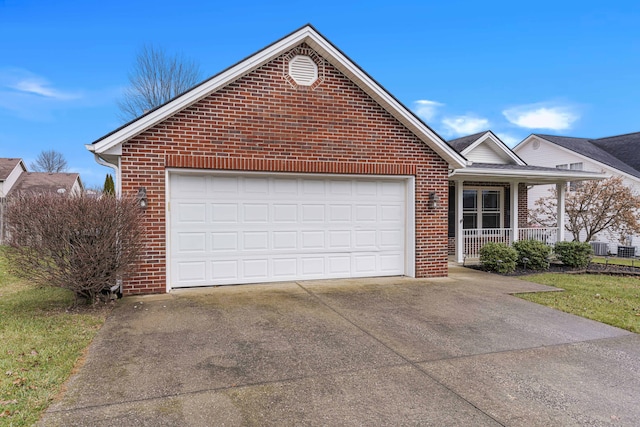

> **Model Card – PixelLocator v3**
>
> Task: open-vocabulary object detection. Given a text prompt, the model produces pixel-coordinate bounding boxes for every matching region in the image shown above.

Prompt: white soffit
[89,25,466,169]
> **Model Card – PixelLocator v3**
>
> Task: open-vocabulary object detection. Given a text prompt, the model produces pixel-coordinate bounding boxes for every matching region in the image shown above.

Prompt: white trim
[450,167,607,183]
[88,26,466,169]
[511,182,519,243]
[405,177,416,278]
[165,168,416,291]
[462,186,504,230]
[515,135,640,184]
[165,168,171,293]
[462,132,526,166]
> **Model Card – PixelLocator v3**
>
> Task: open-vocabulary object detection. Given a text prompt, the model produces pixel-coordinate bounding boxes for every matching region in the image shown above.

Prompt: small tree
[103,174,115,196]
[5,193,144,304]
[117,44,202,121]
[530,176,640,243]
[30,150,68,173]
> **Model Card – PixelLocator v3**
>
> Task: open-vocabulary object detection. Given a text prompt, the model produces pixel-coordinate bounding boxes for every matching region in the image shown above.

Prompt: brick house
[87,25,603,295]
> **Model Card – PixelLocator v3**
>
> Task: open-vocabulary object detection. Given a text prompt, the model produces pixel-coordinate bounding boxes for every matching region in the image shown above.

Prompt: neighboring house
[0,157,83,243]
[515,133,639,253]
[0,158,27,198]
[87,25,603,295]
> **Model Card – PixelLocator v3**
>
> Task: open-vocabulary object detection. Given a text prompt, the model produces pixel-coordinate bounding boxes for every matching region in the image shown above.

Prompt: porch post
[511,181,519,244]
[456,179,464,263]
[556,182,566,242]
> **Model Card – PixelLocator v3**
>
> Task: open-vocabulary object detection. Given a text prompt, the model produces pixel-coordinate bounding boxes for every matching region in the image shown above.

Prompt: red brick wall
[119,44,449,295]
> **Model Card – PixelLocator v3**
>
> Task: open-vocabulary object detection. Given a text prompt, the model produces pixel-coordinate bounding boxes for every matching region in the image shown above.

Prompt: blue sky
[1,0,639,188]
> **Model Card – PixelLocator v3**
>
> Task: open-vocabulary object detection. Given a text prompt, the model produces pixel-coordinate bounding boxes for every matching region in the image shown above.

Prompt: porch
[447,164,589,263]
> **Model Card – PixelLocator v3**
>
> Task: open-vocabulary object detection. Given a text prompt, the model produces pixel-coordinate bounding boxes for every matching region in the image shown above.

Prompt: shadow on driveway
[40,266,640,426]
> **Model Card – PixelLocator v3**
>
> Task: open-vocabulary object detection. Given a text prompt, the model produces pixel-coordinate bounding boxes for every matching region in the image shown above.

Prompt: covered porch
[448,164,605,263]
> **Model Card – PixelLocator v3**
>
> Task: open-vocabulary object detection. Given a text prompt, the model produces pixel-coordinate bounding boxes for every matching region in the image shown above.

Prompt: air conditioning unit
[590,242,608,256]
[617,245,636,258]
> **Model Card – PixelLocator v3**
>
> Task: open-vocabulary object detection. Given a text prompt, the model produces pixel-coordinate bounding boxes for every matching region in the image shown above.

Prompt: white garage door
[168,173,407,288]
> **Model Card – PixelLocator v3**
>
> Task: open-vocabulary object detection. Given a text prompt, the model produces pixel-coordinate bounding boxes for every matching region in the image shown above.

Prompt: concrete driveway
[40,266,640,426]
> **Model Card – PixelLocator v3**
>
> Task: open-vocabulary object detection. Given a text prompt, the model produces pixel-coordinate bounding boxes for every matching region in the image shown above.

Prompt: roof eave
[450,167,608,183]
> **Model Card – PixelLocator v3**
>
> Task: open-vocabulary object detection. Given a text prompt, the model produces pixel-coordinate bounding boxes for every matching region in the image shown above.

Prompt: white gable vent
[288,55,318,86]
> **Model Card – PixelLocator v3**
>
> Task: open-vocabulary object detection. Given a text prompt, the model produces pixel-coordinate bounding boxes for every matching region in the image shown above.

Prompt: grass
[518,273,640,333]
[0,249,111,426]
[591,256,640,267]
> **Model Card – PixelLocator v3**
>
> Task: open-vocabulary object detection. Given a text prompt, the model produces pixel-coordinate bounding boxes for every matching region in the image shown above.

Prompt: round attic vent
[532,139,540,150]
[288,55,318,86]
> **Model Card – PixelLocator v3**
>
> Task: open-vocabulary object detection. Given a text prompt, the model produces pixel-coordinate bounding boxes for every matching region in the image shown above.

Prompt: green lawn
[518,273,640,333]
[0,249,111,425]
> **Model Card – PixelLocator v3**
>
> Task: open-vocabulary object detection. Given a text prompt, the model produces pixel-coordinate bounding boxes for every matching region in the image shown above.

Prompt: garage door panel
[177,203,206,223]
[177,233,206,253]
[273,204,297,222]
[170,174,407,287]
[243,231,269,250]
[211,232,238,251]
[212,204,238,222]
[211,260,239,281]
[243,204,269,222]
[273,231,297,250]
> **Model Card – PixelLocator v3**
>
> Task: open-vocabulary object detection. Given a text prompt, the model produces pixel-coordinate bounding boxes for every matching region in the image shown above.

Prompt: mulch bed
[469,261,640,277]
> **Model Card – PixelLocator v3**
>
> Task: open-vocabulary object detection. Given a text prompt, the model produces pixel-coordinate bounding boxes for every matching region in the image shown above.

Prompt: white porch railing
[462,227,559,259]
[518,227,558,247]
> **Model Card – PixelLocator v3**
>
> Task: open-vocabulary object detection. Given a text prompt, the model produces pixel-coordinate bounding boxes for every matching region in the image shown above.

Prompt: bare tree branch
[529,176,640,243]
[117,44,202,122]
[30,150,68,173]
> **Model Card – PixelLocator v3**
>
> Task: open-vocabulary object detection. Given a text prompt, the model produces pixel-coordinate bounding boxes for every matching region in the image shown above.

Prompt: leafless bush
[5,193,144,304]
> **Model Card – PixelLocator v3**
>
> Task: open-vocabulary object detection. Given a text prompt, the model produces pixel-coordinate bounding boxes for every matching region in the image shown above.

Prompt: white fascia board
[90,26,466,169]
[451,167,608,182]
[462,132,525,165]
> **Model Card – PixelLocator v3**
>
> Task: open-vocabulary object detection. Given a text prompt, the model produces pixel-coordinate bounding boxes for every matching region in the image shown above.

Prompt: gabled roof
[8,173,82,196]
[447,131,486,153]
[87,24,466,169]
[0,158,25,181]
[448,131,526,166]
[527,133,640,179]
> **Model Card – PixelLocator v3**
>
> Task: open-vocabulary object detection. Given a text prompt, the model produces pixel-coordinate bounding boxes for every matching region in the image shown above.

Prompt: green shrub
[479,242,518,274]
[555,241,593,268]
[512,239,551,270]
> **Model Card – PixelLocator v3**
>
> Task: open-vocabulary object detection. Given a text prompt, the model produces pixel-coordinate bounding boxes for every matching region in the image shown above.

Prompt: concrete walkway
[40,266,640,426]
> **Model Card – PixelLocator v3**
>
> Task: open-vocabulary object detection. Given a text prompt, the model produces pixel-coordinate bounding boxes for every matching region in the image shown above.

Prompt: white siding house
[515,133,640,254]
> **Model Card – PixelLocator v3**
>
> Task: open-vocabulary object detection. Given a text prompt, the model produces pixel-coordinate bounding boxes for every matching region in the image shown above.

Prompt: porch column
[456,179,464,263]
[511,181,519,244]
[556,182,566,242]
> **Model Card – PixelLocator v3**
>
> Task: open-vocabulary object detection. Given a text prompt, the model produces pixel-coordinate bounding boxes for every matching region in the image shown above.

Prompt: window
[462,188,503,229]
[556,163,583,191]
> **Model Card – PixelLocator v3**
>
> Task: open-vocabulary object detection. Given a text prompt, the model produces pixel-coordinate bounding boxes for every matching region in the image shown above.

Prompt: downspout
[93,154,121,197]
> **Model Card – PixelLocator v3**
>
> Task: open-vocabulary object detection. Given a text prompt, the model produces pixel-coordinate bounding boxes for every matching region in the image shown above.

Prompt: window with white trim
[556,162,583,191]
[462,188,503,229]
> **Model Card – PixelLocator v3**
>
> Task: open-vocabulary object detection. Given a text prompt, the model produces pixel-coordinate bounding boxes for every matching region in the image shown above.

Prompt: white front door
[168,172,408,288]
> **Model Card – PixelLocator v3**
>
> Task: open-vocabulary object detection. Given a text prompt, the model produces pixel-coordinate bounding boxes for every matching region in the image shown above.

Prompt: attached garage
[87,25,466,295]
[169,172,413,288]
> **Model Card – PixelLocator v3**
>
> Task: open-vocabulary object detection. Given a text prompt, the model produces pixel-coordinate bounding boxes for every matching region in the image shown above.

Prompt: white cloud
[503,103,579,130]
[441,115,489,136]
[413,99,443,122]
[1,68,80,100]
[12,78,79,100]
[495,132,521,147]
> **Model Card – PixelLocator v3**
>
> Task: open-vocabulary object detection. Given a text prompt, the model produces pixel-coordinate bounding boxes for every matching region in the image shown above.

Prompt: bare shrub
[5,193,144,304]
